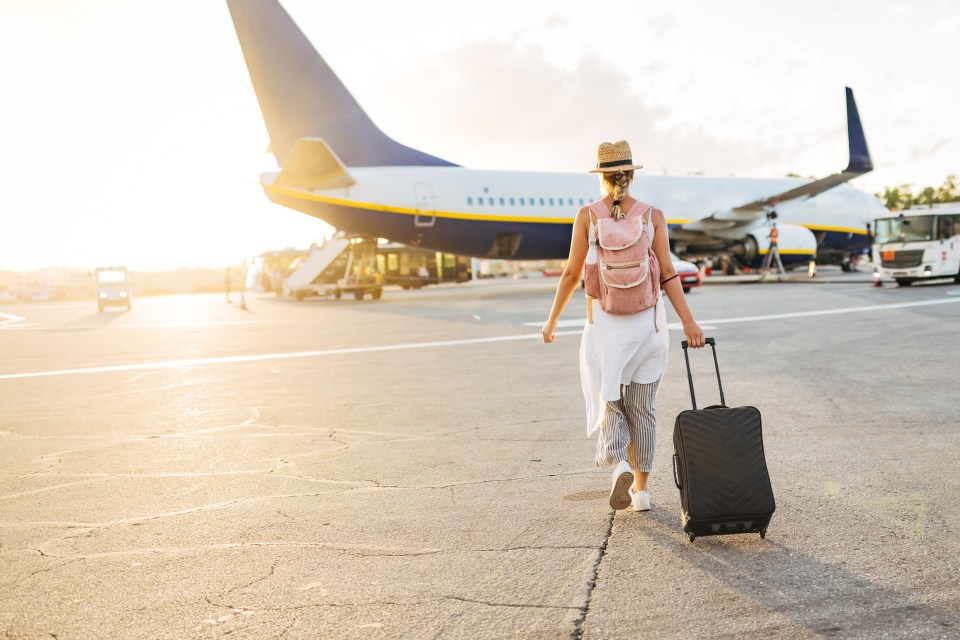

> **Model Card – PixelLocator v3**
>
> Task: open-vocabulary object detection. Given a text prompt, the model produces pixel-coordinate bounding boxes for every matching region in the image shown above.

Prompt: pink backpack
[583,199,660,315]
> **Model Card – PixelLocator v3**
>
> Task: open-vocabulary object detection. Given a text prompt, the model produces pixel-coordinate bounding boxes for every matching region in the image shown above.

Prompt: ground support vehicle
[284,233,383,301]
[872,205,960,287]
[95,266,131,311]
[376,244,472,289]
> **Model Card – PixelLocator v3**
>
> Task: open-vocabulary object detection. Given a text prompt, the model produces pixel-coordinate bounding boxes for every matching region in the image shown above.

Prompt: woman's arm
[542,207,591,343]
[650,208,706,348]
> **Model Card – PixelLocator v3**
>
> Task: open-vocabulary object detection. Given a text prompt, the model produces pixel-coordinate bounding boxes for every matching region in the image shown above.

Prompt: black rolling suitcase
[672,338,775,542]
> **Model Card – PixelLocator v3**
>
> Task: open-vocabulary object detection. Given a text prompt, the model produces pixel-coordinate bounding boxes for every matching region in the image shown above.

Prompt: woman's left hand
[541,319,557,343]
[683,321,705,348]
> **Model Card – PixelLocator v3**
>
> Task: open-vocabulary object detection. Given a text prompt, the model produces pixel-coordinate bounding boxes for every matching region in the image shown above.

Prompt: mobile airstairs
[283,232,383,301]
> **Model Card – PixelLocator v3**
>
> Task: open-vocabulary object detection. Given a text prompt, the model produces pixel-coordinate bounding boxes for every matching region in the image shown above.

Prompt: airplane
[226,0,890,272]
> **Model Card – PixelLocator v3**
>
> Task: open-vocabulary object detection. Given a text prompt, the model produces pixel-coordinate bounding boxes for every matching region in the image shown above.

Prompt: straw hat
[588,140,644,173]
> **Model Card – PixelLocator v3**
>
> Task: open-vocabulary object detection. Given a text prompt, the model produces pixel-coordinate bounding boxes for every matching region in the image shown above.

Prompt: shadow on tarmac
[54,309,128,330]
[627,507,959,636]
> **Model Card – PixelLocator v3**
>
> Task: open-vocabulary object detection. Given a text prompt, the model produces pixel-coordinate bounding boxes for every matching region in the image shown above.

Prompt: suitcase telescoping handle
[680,337,726,411]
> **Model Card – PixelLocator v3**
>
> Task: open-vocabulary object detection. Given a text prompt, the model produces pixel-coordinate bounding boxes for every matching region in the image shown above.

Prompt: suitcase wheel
[760,528,767,539]
[688,532,696,543]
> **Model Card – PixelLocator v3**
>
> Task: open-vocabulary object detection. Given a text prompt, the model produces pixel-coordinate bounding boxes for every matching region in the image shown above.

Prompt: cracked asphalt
[1,275,959,639]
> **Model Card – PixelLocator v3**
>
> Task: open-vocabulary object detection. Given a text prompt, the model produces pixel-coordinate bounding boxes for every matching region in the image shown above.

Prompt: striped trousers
[595,379,660,472]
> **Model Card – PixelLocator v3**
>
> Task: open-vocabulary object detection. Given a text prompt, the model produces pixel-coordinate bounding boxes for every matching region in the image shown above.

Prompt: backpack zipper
[604,261,644,270]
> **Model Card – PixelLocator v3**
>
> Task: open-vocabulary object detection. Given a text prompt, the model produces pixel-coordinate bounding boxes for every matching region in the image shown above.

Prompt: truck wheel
[371,288,383,300]
[334,290,342,300]
[295,291,305,301]
[353,290,364,301]
[895,278,914,287]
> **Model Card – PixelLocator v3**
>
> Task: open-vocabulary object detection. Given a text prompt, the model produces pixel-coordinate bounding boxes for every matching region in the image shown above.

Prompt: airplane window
[467,197,473,205]
[509,197,515,205]
[549,198,555,206]
[568,198,574,206]
[520,198,525,206]
[579,198,585,205]
[539,198,545,206]
[499,198,505,205]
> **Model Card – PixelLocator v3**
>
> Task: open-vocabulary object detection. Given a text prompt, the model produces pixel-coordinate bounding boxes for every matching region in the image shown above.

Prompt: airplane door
[414,183,435,228]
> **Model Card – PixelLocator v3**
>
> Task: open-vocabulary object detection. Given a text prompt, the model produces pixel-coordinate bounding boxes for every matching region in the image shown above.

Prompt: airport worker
[759,222,785,279]
[541,140,705,512]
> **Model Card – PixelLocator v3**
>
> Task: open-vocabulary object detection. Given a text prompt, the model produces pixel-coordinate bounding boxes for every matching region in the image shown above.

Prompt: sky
[1,0,957,272]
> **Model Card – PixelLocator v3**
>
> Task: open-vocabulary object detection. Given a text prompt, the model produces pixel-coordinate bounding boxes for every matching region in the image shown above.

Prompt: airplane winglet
[844,86,872,174]
[274,138,356,191]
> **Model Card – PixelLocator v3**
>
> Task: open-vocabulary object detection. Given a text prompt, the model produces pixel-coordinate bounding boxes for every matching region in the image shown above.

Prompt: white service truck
[873,205,960,286]
[95,266,132,311]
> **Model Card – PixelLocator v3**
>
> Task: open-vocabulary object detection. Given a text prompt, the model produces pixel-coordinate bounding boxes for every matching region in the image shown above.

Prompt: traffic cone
[808,260,817,278]
[872,271,883,287]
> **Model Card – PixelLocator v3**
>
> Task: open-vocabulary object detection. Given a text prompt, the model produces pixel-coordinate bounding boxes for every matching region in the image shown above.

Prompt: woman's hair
[600,170,634,218]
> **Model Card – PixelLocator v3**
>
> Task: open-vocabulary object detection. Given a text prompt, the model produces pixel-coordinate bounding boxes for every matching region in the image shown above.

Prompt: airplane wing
[675,87,872,237]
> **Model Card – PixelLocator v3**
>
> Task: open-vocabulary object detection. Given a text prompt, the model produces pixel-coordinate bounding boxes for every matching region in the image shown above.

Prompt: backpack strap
[587,202,604,246]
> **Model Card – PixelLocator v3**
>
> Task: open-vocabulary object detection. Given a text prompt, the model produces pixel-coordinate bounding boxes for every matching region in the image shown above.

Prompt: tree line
[876,175,959,211]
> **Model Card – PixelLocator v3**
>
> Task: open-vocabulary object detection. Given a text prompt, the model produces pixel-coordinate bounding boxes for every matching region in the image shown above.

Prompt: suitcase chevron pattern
[673,339,776,542]
[674,406,775,521]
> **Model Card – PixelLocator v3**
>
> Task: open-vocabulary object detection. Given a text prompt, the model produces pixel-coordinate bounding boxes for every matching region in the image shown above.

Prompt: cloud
[909,139,948,160]
[381,39,782,177]
[933,14,960,34]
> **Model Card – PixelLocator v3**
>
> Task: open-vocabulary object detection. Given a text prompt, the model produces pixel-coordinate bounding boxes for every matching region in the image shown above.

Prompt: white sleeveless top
[580,213,669,437]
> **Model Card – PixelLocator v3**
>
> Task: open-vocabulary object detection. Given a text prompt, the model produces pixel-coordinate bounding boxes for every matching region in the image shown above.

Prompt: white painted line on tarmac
[0,331,582,381]
[0,312,25,327]
[118,320,273,329]
[523,297,960,328]
[4,297,959,382]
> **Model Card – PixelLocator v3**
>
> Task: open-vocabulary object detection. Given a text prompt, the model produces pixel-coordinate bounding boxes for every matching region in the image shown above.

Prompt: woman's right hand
[682,320,705,348]
[541,319,557,343]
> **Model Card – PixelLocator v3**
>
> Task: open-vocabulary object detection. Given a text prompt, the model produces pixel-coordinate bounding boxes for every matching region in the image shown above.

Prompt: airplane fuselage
[262,168,888,265]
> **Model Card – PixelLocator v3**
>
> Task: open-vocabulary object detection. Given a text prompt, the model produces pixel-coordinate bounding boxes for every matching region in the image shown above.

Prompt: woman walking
[542,140,705,512]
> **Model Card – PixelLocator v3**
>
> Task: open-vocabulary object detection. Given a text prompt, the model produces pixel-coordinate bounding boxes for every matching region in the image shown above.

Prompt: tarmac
[1,269,959,639]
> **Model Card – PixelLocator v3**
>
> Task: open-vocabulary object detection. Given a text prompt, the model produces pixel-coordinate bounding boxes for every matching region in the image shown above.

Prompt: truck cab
[95,266,131,311]
[873,205,960,286]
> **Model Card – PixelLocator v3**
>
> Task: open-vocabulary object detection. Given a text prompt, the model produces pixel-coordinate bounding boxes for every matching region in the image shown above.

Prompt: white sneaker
[609,461,633,510]
[630,487,651,512]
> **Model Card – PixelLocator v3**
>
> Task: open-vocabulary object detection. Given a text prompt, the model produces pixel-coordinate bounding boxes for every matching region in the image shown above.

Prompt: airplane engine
[731,223,818,270]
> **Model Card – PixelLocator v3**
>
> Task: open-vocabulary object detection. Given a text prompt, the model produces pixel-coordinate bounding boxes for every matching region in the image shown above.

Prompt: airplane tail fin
[844,86,872,173]
[227,0,456,169]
